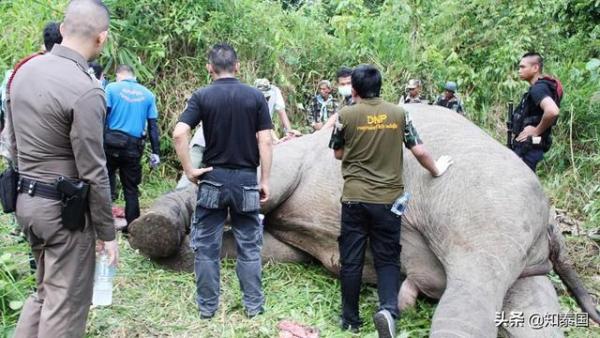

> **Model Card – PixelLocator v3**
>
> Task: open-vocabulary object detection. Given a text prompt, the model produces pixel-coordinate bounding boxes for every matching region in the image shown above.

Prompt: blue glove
[149,154,160,169]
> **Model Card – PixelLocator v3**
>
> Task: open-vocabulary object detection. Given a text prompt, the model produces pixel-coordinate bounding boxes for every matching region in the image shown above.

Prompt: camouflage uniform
[435,95,464,115]
[404,113,422,147]
[400,95,423,104]
[308,94,339,125]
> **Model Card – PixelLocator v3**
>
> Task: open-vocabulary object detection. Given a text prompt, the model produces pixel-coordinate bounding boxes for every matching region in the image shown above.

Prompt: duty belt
[17,177,62,201]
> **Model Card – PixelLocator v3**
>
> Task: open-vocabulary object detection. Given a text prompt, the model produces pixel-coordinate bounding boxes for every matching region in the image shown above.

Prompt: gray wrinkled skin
[130,104,598,337]
[266,104,560,337]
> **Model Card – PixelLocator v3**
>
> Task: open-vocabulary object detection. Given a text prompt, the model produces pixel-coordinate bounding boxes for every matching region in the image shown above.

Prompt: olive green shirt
[337,97,420,204]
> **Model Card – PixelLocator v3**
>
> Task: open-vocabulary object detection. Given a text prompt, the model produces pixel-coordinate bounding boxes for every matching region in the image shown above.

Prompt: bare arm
[409,144,439,176]
[173,122,213,183]
[276,108,292,133]
[516,96,560,141]
[323,113,338,129]
[173,122,193,173]
[535,97,559,134]
[257,129,273,202]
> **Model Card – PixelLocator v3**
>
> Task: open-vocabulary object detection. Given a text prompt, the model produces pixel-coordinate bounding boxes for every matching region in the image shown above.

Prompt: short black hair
[351,64,382,99]
[89,61,103,79]
[207,43,238,74]
[43,21,62,51]
[336,66,353,80]
[116,64,134,75]
[522,52,544,72]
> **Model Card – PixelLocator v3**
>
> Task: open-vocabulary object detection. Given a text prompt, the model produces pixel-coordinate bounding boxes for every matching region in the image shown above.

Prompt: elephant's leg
[151,230,311,272]
[399,223,446,312]
[221,230,311,263]
[429,254,516,338]
[398,278,419,311]
[499,276,564,338]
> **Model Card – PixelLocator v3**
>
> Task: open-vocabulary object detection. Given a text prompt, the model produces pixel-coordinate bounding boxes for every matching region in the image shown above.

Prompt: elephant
[128,104,599,337]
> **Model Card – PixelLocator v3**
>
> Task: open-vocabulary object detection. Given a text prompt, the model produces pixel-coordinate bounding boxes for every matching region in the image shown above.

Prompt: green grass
[0,217,436,337]
[84,245,437,338]
[2,224,598,337]
[1,173,598,337]
[0,216,35,337]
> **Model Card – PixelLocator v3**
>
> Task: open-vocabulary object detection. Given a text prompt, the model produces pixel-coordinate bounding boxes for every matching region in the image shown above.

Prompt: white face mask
[338,85,352,97]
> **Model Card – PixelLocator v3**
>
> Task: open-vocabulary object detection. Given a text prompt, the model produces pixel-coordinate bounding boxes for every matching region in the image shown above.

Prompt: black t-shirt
[520,79,558,139]
[179,78,273,169]
[525,80,555,118]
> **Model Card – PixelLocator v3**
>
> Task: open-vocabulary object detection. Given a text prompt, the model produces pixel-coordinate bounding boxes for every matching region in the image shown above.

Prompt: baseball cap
[254,78,271,94]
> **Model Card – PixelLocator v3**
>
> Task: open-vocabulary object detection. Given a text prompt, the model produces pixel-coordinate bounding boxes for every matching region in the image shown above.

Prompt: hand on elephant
[185,167,214,184]
[434,155,453,177]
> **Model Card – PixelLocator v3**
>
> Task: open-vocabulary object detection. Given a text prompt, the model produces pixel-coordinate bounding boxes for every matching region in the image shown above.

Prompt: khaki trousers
[14,193,95,338]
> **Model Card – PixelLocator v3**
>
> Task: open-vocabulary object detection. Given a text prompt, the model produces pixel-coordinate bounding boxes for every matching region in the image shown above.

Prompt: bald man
[7,1,118,336]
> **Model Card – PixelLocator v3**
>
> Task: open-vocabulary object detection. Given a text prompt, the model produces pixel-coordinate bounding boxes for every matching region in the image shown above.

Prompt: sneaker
[589,228,600,243]
[245,308,264,318]
[200,312,214,320]
[373,309,395,338]
[339,317,360,333]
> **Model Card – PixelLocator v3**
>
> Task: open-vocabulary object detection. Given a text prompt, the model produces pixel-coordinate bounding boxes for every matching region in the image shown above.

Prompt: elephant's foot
[499,276,564,338]
[398,278,419,312]
[129,211,185,258]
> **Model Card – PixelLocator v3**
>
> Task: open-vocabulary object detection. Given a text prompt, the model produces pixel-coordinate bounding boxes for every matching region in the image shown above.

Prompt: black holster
[0,165,19,213]
[56,176,89,231]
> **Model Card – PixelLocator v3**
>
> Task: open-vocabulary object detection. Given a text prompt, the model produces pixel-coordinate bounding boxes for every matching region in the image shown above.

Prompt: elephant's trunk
[548,222,600,324]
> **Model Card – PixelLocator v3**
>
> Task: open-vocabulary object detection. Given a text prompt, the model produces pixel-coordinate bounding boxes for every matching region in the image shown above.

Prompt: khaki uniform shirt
[8,45,115,241]
[338,97,421,204]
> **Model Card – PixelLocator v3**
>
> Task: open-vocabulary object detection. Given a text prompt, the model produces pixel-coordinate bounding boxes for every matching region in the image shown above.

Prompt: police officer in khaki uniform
[6,1,118,337]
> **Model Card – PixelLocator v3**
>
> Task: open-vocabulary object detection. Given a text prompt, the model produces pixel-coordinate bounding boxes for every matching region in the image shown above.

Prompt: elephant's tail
[547,222,600,324]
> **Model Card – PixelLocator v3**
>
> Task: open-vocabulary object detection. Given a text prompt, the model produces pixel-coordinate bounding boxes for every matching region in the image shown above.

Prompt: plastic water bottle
[92,251,115,306]
[390,192,411,216]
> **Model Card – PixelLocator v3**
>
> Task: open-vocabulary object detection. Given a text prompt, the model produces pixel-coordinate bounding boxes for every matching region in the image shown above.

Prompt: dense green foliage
[0,0,599,335]
[1,0,597,227]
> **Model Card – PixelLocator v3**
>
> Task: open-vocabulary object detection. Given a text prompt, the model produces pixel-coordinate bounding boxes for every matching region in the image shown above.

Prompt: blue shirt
[105,79,158,138]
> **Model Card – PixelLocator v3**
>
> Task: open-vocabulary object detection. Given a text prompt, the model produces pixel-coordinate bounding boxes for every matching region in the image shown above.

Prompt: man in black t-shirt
[173,43,273,319]
[512,52,561,172]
